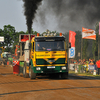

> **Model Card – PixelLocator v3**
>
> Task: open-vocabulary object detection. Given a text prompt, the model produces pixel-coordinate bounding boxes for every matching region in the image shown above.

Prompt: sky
[0,0,100,34]
[0,0,26,32]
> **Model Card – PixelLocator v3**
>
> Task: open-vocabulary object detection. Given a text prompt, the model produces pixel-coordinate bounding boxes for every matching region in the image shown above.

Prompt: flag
[69,30,76,58]
[69,30,76,47]
[82,27,96,40]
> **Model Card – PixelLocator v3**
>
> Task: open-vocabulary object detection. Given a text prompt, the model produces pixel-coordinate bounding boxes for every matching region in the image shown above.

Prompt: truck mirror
[33,43,34,50]
[68,42,71,48]
[29,43,31,50]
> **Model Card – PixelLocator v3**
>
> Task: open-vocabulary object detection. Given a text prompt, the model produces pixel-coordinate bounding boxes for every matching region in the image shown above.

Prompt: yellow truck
[19,31,68,79]
[24,31,68,79]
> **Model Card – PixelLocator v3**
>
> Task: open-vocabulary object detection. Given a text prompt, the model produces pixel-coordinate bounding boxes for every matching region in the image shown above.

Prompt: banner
[69,47,75,58]
[69,30,76,47]
[0,36,4,42]
[82,27,96,40]
[89,65,97,71]
[69,30,76,58]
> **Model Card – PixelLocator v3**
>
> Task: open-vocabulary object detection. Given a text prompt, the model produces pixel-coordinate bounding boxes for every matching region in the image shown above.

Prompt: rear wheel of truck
[23,62,29,78]
[29,66,36,79]
[0,61,3,65]
[3,59,7,65]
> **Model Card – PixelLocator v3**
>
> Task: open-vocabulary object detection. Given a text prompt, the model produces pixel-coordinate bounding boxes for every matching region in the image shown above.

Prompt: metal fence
[69,63,100,75]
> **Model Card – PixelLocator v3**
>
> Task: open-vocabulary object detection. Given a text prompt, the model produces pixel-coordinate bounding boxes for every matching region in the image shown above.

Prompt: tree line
[0,23,99,60]
[0,25,38,54]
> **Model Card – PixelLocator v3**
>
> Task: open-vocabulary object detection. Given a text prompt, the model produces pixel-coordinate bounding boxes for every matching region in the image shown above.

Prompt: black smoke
[34,0,100,33]
[22,0,42,34]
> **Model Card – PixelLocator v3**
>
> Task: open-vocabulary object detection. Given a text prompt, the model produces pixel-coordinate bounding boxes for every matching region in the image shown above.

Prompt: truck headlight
[61,67,66,70]
[36,67,41,70]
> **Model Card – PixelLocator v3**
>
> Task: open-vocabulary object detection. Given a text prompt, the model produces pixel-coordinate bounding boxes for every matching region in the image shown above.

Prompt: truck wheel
[58,73,62,79]
[29,66,36,79]
[0,61,3,65]
[23,62,29,78]
[61,72,68,79]
[3,59,7,65]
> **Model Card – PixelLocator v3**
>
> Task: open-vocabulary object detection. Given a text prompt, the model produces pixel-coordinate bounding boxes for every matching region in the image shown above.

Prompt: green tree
[92,22,99,60]
[82,39,88,59]
[26,29,38,35]
[3,25,16,52]
[75,31,81,60]
[0,28,4,47]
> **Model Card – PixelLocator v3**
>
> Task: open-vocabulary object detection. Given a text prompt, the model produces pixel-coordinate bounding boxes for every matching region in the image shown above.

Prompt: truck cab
[29,32,68,79]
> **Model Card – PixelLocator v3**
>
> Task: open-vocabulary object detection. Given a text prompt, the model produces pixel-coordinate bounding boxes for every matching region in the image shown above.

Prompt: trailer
[17,34,35,75]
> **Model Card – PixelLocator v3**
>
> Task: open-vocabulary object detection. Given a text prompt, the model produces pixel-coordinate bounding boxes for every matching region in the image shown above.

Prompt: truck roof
[35,36,65,42]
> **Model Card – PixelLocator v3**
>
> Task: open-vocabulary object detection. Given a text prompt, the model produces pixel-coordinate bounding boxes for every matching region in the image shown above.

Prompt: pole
[98,22,100,60]
[67,35,70,71]
[29,32,31,60]
[98,35,100,60]
[81,38,83,60]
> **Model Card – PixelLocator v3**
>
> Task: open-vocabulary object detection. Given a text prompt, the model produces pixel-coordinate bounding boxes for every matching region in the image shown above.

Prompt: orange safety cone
[93,70,96,75]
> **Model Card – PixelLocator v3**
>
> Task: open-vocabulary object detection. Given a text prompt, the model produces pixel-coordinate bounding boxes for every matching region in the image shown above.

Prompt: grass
[69,70,100,79]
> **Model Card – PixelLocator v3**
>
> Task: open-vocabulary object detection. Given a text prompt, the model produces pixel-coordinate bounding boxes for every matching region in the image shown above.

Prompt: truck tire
[3,59,7,65]
[29,66,36,79]
[61,72,68,79]
[0,61,3,65]
[23,62,29,78]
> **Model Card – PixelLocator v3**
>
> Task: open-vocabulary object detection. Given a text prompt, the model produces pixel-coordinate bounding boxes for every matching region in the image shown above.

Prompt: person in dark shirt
[89,58,91,64]
[37,44,42,50]
[37,44,46,50]
[57,43,61,49]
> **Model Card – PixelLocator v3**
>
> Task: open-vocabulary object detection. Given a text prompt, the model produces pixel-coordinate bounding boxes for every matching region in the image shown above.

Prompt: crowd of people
[70,58,96,65]
[70,58,100,74]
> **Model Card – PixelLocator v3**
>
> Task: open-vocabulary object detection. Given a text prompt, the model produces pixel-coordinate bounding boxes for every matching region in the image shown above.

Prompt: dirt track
[0,65,100,100]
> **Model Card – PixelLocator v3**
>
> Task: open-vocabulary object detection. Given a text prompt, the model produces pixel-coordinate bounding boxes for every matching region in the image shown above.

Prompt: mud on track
[0,65,100,100]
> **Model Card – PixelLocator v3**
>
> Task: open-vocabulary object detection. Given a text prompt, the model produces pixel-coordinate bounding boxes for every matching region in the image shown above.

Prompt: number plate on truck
[47,66,55,69]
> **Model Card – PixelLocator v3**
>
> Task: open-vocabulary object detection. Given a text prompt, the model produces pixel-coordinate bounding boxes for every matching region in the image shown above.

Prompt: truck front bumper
[31,66,68,74]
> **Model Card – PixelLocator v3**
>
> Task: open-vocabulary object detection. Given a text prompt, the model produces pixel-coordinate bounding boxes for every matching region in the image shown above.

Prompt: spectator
[89,59,94,65]
[89,58,91,64]
[74,60,78,69]
[86,60,89,64]
[37,43,46,50]
[70,59,74,64]
[96,60,100,75]
[78,59,82,64]
[93,59,96,65]
[57,42,61,49]
[82,59,86,65]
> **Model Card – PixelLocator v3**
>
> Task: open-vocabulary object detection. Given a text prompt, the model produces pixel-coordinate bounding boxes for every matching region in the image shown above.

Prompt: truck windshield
[35,41,65,51]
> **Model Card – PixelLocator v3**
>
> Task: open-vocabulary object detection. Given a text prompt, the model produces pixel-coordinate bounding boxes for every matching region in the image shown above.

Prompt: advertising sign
[0,36,4,42]
[82,27,96,40]
[69,30,76,58]
[69,47,75,58]
[89,65,97,70]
